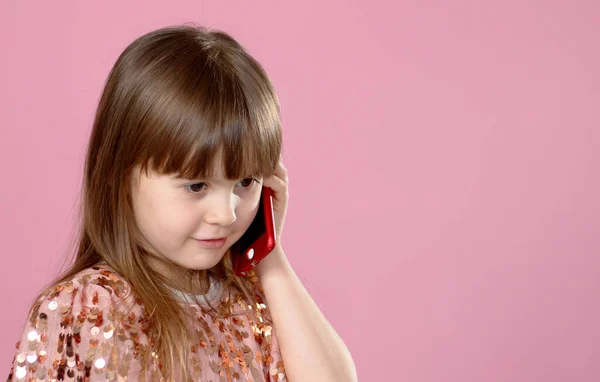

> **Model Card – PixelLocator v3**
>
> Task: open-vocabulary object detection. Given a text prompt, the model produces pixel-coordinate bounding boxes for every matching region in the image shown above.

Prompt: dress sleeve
[250,274,287,382]
[7,276,158,381]
[267,328,286,382]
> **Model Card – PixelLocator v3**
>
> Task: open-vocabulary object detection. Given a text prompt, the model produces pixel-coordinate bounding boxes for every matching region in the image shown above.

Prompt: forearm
[255,247,357,382]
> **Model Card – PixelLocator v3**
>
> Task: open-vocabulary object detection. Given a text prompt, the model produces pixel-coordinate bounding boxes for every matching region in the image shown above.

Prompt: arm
[255,246,358,382]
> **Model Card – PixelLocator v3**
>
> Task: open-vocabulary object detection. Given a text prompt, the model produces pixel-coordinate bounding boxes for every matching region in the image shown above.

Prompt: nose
[202,193,238,227]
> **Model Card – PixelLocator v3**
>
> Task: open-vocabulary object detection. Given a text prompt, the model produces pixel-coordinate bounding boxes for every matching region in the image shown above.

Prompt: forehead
[153,161,248,182]
[134,138,272,187]
[141,149,225,178]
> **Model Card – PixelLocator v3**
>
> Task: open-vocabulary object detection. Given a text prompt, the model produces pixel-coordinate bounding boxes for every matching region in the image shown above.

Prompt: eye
[184,178,260,195]
[185,183,208,194]
[238,178,260,188]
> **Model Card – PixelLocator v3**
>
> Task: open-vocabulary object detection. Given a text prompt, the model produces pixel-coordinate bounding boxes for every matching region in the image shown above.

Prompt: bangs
[132,45,282,181]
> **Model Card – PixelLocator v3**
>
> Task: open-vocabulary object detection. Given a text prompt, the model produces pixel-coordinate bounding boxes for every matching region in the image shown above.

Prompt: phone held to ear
[232,186,277,276]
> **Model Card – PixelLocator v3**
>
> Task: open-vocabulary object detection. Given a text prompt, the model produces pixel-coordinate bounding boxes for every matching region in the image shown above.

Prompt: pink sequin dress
[7,263,286,381]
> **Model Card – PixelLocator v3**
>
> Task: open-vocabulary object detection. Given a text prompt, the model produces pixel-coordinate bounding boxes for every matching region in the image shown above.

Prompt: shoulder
[29,264,142,322]
[8,264,157,381]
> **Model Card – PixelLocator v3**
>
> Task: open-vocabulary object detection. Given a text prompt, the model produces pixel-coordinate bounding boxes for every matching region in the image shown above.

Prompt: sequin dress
[7,263,286,381]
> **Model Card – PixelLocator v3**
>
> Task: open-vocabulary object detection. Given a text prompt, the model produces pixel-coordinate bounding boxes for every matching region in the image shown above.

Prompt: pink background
[1,1,599,381]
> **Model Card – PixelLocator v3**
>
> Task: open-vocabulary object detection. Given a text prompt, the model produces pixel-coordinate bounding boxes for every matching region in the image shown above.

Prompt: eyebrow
[170,173,261,181]
[171,175,207,181]
[170,174,232,182]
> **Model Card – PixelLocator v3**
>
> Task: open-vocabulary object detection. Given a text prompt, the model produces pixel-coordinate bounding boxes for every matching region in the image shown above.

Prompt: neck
[147,256,212,295]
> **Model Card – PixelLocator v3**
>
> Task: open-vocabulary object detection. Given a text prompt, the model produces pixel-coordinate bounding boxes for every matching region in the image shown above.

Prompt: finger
[275,160,288,183]
[263,175,287,193]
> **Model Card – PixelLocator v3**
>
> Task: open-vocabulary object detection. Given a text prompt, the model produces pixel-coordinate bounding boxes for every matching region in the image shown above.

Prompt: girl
[7,24,357,381]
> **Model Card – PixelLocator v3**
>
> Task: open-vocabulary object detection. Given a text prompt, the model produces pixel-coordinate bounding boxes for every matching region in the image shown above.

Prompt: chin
[181,253,226,271]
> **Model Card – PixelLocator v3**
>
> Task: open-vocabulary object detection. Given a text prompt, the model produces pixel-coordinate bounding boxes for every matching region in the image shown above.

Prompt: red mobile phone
[232,186,277,276]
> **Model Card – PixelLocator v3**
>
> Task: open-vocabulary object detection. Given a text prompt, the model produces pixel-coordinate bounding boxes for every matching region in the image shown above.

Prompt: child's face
[129,159,263,275]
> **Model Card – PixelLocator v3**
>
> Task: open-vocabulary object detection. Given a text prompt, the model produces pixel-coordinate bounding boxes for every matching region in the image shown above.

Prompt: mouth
[196,237,227,249]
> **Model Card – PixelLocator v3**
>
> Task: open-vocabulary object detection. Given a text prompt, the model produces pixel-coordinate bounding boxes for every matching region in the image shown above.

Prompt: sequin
[8,263,286,381]
[94,358,106,369]
[16,353,26,364]
[58,304,70,314]
[26,353,37,364]
[35,365,47,380]
[27,330,38,342]
[64,282,74,294]
[15,366,26,379]
[103,324,114,339]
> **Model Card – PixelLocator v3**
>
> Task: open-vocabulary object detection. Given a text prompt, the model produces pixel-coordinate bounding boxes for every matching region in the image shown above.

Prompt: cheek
[236,195,261,229]
[160,204,198,233]
[138,197,195,239]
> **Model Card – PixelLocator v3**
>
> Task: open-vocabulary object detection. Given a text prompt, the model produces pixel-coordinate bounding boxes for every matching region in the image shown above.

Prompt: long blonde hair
[34,23,282,379]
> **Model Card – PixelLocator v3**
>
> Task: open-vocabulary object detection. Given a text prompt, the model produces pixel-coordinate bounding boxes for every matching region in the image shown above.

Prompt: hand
[261,155,289,250]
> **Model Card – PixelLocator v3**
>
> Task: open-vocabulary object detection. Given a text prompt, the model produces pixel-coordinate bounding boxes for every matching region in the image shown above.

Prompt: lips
[196,237,227,249]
